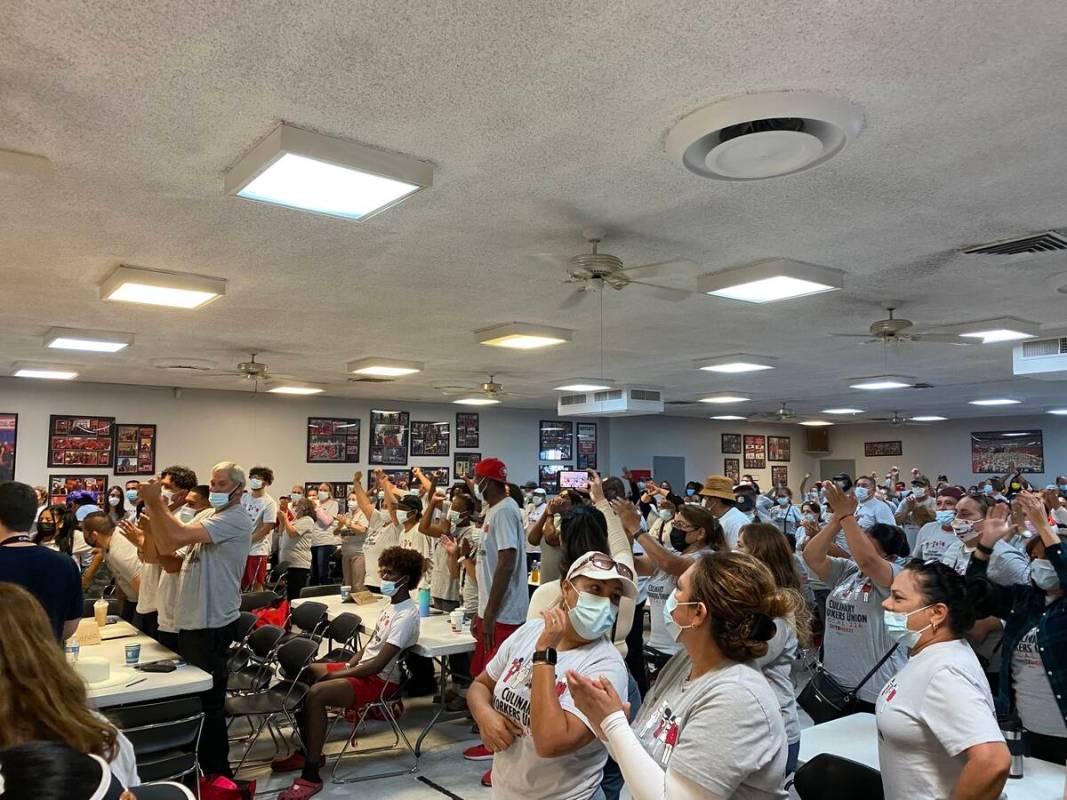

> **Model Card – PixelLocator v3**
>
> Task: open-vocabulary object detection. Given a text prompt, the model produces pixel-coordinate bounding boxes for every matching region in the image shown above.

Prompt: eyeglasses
[570,551,635,581]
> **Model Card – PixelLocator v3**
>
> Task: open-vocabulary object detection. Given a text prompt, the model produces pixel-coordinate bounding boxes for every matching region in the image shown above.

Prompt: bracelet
[975,542,995,555]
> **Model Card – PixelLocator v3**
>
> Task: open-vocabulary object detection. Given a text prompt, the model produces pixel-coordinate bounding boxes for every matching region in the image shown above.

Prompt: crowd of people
[0,455,1064,799]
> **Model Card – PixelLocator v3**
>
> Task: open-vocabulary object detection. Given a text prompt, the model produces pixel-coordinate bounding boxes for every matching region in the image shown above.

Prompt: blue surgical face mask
[658,508,673,521]
[983,485,994,495]
[935,509,955,526]
[685,488,696,497]
[447,509,462,526]
[249,478,264,490]
[395,510,409,524]
[178,505,196,523]
[1059,484,1067,492]
[565,587,617,640]
[290,492,302,502]
[379,576,407,597]
[777,497,789,506]
[125,489,139,503]
[854,486,870,502]
[208,490,232,509]
[1031,559,1061,591]
[883,604,933,649]
[663,589,701,641]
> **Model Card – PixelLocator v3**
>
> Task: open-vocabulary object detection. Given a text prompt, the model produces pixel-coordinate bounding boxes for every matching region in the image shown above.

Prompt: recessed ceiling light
[44,327,133,353]
[476,323,573,350]
[224,123,432,221]
[800,420,834,427]
[453,397,500,406]
[346,357,423,378]
[267,385,324,395]
[694,354,775,373]
[951,317,1040,344]
[12,361,79,380]
[710,415,747,421]
[100,265,226,309]
[849,376,913,390]
[911,416,947,422]
[698,395,751,404]
[697,258,844,304]
[969,398,1020,406]
[555,379,614,392]
[1048,409,1067,416]
[822,408,864,415]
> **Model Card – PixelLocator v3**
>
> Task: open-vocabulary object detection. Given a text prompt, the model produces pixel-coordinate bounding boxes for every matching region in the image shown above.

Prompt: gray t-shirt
[476,496,529,625]
[939,538,1032,585]
[280,516,314,570]
[632,655,788,799]
[174,503,253,631]
[753,618,801,745]
[822,557,907,703]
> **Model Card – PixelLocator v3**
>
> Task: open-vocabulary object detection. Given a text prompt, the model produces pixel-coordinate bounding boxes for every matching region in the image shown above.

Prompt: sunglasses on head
[572,551,635,581]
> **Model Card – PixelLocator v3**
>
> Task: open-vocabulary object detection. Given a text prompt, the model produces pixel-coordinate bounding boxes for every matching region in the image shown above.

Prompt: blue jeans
[309,545,335,585]
[600,669,643,800]
[787,740,800,775]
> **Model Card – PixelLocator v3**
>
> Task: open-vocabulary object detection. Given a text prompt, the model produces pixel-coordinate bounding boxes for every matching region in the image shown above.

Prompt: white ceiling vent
[666,91,864,181]
[558,386,664,417]
[961,231,1067,257]
[1013,337,1067,381]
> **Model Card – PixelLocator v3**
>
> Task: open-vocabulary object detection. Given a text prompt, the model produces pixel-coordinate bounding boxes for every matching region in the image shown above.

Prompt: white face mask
[532,494,545,506]
[951,517,978,541]
[395,510,409,524]
[108,495,121,507]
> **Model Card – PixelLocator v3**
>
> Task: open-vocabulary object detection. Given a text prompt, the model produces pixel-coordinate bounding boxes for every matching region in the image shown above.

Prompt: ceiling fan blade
[910,333,972,346]
[831,333,874,338]
[618,258,697,279]
[558,288,591,310]
[628,280,692,302]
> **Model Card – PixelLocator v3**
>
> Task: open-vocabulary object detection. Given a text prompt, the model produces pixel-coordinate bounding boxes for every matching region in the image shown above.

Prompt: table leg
[415,655,471,757]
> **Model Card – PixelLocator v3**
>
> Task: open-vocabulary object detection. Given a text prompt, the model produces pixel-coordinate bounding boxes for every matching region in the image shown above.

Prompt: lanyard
[0,534,32,546]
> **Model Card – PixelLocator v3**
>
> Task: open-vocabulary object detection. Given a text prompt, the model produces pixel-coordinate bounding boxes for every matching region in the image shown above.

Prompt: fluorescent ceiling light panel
[800,420,834,426]
[697,258,844,304]
[44,327,133,353]
[698,395,750,404]
[694,354,775,373]
[224,123,432,221]
[1048,409,1067,416]
[952,317,1040,344]
[12,361,80,380]
[822,408,864,415]
[849,375,913,390]
[267,385,324,395]
[346,357,423,377]
[453,397,500,406]
[911,416,947,422]
[555,379,614,391]
[710,415,747,421]
[969,398,1020,406]
[476,322,573,350]
[100,265,226,309]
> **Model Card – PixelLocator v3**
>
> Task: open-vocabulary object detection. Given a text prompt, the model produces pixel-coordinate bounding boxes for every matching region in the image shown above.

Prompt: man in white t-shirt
[699,474,748,549]
[240,465,278,592]
[81,511,142,624]
[854,475,896,530]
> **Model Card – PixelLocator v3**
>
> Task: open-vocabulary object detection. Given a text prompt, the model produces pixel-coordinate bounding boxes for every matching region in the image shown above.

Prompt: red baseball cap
[474,457,508,483]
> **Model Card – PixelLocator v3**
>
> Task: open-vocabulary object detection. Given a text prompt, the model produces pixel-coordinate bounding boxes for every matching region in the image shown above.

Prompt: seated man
[271,545,424,799]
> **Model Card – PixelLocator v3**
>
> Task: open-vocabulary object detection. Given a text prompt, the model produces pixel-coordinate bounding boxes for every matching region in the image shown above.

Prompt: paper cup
[124,642,141,665]
[450,609,464,634]
[340,585,352,600]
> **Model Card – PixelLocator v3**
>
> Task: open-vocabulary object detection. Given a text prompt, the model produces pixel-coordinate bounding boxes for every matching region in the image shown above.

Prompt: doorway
[652,456,686,492]
[820,459,856,480]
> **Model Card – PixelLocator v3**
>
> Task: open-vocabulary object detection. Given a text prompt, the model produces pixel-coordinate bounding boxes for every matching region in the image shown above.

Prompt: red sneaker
[481,768,493,787]
[278,777,323,800]
[463,744,493,761]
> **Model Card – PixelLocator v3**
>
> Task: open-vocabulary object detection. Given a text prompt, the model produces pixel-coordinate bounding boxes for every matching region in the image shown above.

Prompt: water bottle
[418,587,431,618]
[999,717,1025,779]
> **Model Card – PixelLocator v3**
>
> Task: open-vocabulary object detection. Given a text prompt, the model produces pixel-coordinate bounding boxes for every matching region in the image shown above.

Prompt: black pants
[179,621,238,778]
[853,699,877,715]
[286,567,309,603]
[1027,729,1067,763]
[404,652,437,696]
[157,629,179,653]
[309,545,335,585]
[624,601,649,698]
[138,610,158,640]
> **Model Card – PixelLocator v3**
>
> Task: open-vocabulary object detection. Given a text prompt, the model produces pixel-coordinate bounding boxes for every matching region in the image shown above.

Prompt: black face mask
[735,494,755,513]
[669,528,690,553]
[36,522,56,535]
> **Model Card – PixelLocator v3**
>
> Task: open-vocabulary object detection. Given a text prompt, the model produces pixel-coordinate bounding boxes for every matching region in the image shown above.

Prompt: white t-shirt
[912,521,956,561]
[716,506,749,549]
[241,491,278,557]
[135,563,161,615]
[754,617,801,745]
[156,506,209,633]
[362,510,399,588]
[631,654,787,799]
[1012,622,1067,736]
[939,538,1032,586]
[398,522,434,591]
[459,527,481,615]
[104,531,143,600]
[280,516,314,570]
[430,526,462,602]
[476,497,529,625]
[856,497,896,530]
[359,598,420,682]
[311,498,339,547]
[876,639,1004,800]
[487,618,628,800]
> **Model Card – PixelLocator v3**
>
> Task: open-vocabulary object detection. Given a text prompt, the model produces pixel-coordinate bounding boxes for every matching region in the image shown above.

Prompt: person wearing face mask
[646,498,676,547]
[420,489,467,612]
[333,493,368,594]
[526,488,580,585]
[80,512,142,625]
[938,495,1031,585]
[698,475,749,548]
[308,483,339,586]
[894,477,935,550]
[240,466,278,592]
[635,503,726,674]
[967,491,1067,762]
[105,487,126,526]
[271,547,424,798]
[467,552,633,800]
[139,462,252,780]
[522,487,549,571]
[912,485,964,561]
[275,495,316,602]
[876,560,1010,799]
[853,475,897,530]
[123,480,142,522]
[568,551,793,800]
[683,481,703,503]
[356,471,402,595]
[767,487,801,547]
[393,494,432,592]
[802,483,911,713]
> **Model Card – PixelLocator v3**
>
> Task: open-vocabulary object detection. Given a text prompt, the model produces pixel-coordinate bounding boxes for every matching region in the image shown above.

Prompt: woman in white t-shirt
[309,483,338,586]
[276,497,315,601]
[875,559,1010,799]
[467,552,635,800]
[568,550,793,800]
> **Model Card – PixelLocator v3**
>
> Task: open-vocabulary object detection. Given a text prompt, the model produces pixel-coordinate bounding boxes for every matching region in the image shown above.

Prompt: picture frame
[454,452,482,479]
[0,413,16,483]
[538,464,567,492]
[307,417,361,463]
[864,440,903,458]
[539,420,574,461]
[456,412,480,449]
[303,481,353,513]
[369,410,410,465]
[410,420,451,457]
[414,466,451,486]
[723,458,740,483]
[49,474,108,506]
[721,433,742,454]
[771,465,789,488]
[743,434,767,470]
[48,415,115,469]
[970,430,1044,474]
[114,423,157,476]
[576,422,598,470]
[365,469,411,491]
[767,435,791,462]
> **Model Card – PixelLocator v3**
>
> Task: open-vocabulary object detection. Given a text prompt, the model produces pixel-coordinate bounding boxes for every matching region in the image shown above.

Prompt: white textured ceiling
[4,0,1067,423]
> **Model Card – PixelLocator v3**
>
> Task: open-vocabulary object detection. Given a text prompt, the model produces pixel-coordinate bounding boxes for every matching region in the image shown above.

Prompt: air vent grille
[560,393,587,406]
[1022,338,1067,358]
[961,231,1067,256]
[629,388,662,401]
[593,389,624,402]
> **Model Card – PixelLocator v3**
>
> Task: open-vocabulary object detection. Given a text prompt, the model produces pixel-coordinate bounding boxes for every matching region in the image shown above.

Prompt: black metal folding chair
[297,584,342,599]
[793,753,885,800]
[278,600,329,645]
[104,696,203,784]
[318,612,363,662]
[129,783,196,800]
[226,624,285,694]
[239,590,280,613]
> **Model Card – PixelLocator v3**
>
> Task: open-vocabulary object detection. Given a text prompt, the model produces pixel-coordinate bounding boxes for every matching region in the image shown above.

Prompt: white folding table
[81,632,213,708]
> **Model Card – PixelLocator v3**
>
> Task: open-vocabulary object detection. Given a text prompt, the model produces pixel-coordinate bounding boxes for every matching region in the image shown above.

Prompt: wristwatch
[532,647,557,666]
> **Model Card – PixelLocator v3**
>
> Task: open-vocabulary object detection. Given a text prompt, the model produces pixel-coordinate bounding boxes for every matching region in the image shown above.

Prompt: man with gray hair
[139,460,253,779]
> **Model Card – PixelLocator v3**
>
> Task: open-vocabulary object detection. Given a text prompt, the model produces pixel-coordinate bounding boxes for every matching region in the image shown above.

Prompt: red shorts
[242,555,268,590]
[470,616,521,678]
[325,663,398,709]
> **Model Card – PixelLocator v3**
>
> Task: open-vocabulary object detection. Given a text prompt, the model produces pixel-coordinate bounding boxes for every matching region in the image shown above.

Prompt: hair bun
[749,613,777,642]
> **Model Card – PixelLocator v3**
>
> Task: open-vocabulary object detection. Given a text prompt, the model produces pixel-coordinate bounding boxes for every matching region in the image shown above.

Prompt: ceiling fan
[154,352,303,392]
[747,401,797,422]
[545,227,702,309]
[868,411,930,426]
[833,307,971,346]
[434,374,533,402]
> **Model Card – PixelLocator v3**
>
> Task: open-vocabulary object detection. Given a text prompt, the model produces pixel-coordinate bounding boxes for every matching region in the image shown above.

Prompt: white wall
[0,378,607,493]
[821,415,1067,486]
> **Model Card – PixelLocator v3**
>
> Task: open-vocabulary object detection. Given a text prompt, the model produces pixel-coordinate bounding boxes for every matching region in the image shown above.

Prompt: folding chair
[793,753,885,800]
[104,696,203,784]
[318,612,363,663]
[225,637,320,775]
[225,612,260,670]
[297,584,342,599]
[239,590,280,613]
[278,601,328,645]
[226,624,284,694]
[266,560,290,594]
[129,783,196,800]
[329,650,418,783]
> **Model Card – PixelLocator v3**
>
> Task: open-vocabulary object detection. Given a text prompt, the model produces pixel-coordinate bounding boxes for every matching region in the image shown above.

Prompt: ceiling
[4,0,1067,424]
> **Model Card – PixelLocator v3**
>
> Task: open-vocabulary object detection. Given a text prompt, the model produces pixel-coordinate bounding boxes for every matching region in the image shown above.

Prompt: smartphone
[558,470,588,490]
